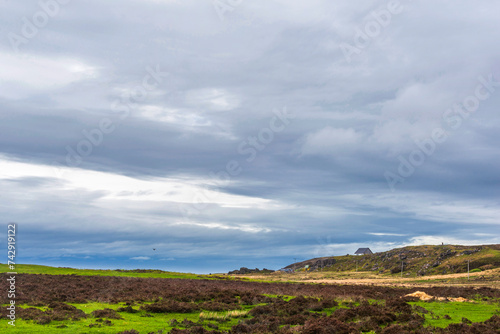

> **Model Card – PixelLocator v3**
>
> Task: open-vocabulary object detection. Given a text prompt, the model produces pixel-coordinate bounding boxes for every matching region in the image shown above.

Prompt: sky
[0,0,499,274]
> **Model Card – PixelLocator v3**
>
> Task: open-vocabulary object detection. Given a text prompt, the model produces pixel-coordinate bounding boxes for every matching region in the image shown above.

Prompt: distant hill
[285,244,500,276]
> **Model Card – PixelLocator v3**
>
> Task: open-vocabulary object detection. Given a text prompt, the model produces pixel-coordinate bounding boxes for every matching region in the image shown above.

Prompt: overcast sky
[1,0,499,273]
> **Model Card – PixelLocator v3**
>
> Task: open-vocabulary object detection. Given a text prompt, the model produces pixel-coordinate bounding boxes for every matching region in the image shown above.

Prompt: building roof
[354,248,372,254]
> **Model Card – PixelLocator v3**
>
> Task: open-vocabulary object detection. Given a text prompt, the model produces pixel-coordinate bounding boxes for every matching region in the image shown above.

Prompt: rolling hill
[285,244,500,276]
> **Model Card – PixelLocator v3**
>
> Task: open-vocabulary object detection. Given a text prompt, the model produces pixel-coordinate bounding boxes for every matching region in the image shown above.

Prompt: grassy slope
[0,264,211,279]
[286,244,500,276]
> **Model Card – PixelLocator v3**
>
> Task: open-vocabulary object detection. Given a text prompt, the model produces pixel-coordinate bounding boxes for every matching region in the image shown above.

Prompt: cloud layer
[1,0,499,273]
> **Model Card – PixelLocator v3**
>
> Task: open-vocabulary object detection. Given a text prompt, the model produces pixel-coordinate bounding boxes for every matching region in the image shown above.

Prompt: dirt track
[232,268,500,289]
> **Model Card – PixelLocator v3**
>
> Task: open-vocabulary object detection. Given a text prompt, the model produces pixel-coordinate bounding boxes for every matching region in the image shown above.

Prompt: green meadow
[410,300,500,328]
[0,264,210,280]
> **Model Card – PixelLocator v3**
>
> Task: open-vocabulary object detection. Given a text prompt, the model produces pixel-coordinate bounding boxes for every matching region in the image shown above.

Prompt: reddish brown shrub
[117,305,139,313]
[302,316,357,334]
[142,300,199,313]
[17,307,45,320]
[91,308,122,319]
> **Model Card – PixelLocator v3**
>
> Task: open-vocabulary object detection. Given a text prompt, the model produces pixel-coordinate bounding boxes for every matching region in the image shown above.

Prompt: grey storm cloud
[0,0,499,273]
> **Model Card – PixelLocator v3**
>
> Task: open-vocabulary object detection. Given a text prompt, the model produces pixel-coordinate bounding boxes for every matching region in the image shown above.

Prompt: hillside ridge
[285,244,500,276]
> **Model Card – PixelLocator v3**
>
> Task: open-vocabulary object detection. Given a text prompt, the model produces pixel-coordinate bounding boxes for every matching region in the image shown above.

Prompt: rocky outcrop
[228,267,274,275]
[309,258,336,270]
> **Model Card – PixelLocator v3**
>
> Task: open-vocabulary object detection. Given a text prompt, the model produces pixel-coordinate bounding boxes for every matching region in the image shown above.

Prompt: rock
[309,258,336,271]
[404,291,434,301]
[404,291,471,303]
[461,249,480,256]
[438,249,457,260]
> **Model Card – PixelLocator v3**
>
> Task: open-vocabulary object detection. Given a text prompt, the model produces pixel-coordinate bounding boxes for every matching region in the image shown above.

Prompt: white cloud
[185,88,240,111]
[0,52,97,99]
[130,256,150,260]
[301,127,364,156]
[408,235,499,247]
[0,155,279,221]
[172,221,272,233]
[336,192,500,226]
[368,233,408,237]
[138,105,210,127]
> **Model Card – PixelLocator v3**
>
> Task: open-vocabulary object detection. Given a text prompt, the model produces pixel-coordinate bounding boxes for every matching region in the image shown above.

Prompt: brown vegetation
[1,273,498,306]
[1,273,499,333]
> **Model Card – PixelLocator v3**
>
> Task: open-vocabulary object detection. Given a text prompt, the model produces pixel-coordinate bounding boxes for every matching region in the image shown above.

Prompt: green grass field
[410,300,500,328]
[0,264,211,280]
